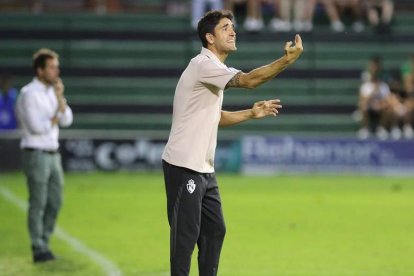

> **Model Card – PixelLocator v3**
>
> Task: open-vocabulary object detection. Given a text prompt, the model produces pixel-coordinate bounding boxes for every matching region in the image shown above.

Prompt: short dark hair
[197,10,234,48]
[32,48,59,75]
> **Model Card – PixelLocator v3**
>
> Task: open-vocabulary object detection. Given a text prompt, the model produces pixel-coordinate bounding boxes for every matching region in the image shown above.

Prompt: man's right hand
[54,78,64,98]
[284,34,304,64]
[54,78,67,113]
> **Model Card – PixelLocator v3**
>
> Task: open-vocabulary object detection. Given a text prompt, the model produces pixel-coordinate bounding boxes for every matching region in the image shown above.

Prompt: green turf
[1,172,414,276]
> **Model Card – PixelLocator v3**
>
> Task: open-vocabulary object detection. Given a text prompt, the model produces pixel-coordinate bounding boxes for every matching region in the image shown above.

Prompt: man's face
[38,58,60,85]
[210,18,237,53]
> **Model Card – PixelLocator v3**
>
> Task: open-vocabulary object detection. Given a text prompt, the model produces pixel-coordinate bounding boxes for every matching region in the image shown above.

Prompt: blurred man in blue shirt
[0,75,18,130]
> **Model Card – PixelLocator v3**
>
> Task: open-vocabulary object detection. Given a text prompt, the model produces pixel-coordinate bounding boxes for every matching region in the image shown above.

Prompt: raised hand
[54,78,64,98]
[251,99,282,119]
[284,34,304,64]
[54,78,67,113]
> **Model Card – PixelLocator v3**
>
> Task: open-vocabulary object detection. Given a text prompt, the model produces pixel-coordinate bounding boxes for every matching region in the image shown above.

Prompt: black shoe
[33,251,56,263]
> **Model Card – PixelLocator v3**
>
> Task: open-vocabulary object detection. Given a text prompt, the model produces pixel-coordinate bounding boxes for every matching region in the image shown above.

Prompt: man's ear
[206,33,214,45]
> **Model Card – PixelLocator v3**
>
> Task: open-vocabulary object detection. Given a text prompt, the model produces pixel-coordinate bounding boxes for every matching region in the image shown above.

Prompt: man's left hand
[251,99,282,119]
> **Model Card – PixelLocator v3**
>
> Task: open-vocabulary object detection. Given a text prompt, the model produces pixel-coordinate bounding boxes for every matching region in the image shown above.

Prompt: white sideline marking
[0,186,123,276]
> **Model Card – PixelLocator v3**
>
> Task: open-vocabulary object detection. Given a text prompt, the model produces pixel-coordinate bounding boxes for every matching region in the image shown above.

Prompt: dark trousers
[162,160,226,276]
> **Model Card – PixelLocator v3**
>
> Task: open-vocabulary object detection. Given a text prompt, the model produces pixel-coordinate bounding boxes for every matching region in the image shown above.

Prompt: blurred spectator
[225,0,264,32]
[357,72,400,140]
[31,0,43,13]
[399,54,414,138]
[192,0,224,29]
[31,0,121,14]
[0,75,18,131]
[357,57,405,140]
[335,0,365,32]
[361,55,391,83]
[275,0,364,33]
[401,54,414,96]
[269,0,312,32]
[87,0,122,14]
[359,56,413,140]
[364,0,394,33]
[167,0,190,16]
[305,0,345,32]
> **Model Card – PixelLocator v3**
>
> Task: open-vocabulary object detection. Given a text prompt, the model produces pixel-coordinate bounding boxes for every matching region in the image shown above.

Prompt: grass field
[1,172,414,276]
